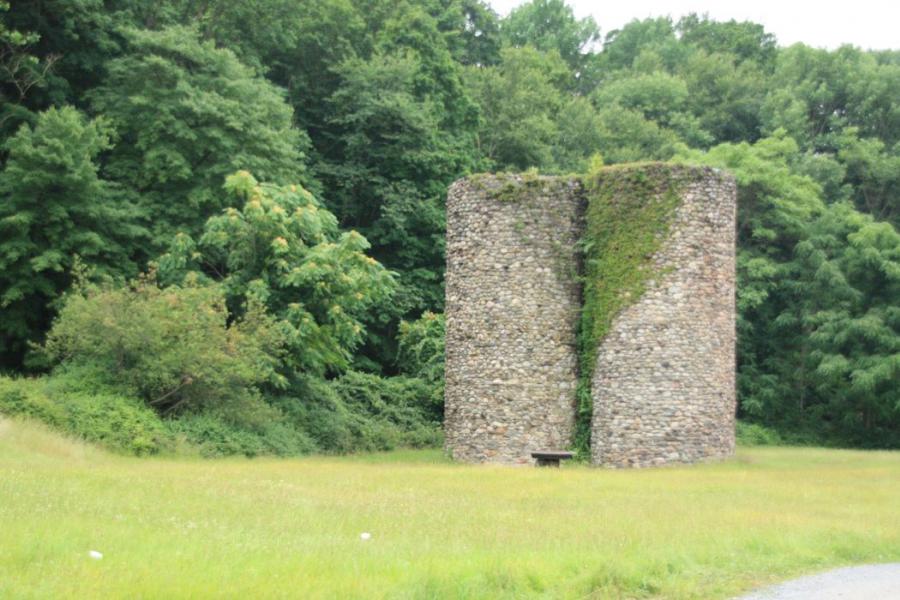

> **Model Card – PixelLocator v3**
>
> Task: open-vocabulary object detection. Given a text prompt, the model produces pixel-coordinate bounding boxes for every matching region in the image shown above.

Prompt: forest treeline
[0,0,897,452]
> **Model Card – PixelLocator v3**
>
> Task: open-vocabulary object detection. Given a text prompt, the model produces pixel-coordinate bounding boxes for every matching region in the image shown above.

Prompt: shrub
[332,371,441,447]
[0,376,172,455]
[0,377,65,425]
[271,376,356,452]
[167,413,315,458]
[42,274,285,419]
[397,311,445,420]
[736,421,783,446]
[274,373,441,454]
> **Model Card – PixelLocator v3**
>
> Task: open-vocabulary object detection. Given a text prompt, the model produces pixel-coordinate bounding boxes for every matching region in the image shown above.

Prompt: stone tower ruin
[443,164,737,468]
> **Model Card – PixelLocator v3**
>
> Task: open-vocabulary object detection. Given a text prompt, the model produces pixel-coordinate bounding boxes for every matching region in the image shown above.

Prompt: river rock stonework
[589,168,737,467]
[443,175,584,464]
[443,166,736,467]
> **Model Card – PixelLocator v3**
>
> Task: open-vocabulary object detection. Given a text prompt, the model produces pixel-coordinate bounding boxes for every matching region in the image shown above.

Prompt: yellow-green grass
[1,418,898,599]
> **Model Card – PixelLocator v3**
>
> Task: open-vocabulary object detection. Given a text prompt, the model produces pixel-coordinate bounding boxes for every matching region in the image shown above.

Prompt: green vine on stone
[572,163,700,457]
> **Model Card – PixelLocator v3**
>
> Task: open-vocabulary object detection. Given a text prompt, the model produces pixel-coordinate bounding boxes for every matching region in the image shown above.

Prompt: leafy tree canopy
[0,106,143,369]
[501,0,599,78]
[159,171,395,377]
[90,26,312,248]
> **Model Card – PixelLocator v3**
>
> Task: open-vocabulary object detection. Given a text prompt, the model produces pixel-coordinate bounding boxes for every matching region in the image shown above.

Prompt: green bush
[164,368,444,458]
[332,371,441,447]
[397,311,445,420]
[42,274,285,419]
[736,421,784,446]
[274,373,441,454]
[271,376,356,452]
[0,377,65,424]
[0,369,440,458]
[167,413,315,458]
[0,376,172,455]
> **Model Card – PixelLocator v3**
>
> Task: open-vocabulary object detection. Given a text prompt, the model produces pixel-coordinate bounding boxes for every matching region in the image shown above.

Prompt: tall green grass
[1,418,898,599]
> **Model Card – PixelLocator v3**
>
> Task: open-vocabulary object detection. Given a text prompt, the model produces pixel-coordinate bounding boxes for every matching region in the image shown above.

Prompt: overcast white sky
[488,0,898,50]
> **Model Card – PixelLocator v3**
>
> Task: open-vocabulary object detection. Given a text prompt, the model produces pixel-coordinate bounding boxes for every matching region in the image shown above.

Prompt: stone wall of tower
[589,167,737,467]
[443,175,583,464]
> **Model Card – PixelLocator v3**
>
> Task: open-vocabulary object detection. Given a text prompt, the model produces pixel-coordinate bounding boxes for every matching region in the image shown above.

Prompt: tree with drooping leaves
[158,171,395,377]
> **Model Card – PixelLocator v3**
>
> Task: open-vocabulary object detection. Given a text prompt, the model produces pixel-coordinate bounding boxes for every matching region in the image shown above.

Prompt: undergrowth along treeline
[0,0,898,451]
[0,172,442,456]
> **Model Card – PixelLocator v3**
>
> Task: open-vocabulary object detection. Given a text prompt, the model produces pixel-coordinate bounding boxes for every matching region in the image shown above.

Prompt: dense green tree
[321,46,476,316]
[90,26,312,248]
[323,53,452,316]
[500,0,599,81]
[845,58,900,146]
[115,0,368,136]
[465,46,568,170]
[158,171,395,376]
[591,104,682,164]
[677,49,767,144]
[374,4,481,140]
[834,128,900,225]
[0,106,143,369]
[0,1,47,137]
[551,96,606,171]
[2,0,121,109]
[761,45,867,149]
[599,17,683,73]
[676,14,777,68]
[592,70,711,147]
[426,0,501,67]
[298,4,482,374]
[796,204,899,445]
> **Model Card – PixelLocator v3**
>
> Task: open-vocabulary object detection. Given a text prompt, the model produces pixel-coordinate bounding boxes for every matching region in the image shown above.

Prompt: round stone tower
[588,166,737,467]
[442,175,584,464]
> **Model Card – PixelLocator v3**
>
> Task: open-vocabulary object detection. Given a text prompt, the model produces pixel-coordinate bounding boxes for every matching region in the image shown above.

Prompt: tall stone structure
[589,169,737,467]
[443,176,583,464]
[443,165,737,468]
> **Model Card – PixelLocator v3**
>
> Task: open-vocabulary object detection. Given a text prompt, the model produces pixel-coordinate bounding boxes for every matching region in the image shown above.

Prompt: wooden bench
[531,451,574,467]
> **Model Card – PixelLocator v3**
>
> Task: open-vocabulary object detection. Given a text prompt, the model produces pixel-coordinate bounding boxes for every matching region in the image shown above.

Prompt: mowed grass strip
[1,418,898,599]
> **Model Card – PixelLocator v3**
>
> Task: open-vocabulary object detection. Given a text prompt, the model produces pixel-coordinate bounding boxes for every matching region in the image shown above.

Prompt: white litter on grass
[360,532,372,541]
[88,550,103,560]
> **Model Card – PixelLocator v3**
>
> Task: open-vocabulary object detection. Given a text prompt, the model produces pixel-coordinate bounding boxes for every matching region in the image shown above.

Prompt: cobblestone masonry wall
[443,175,584,464]
[443,167,736,467]
[589,168,737,467]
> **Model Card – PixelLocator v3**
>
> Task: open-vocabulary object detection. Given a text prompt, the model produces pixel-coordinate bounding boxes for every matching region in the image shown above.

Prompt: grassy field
[1,418,898,599]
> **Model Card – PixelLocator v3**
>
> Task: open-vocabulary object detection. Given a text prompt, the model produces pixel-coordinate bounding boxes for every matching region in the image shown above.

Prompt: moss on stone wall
[573,163,701,455]
[469,169,557,202]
